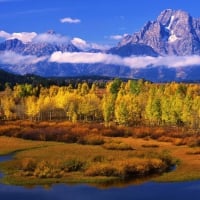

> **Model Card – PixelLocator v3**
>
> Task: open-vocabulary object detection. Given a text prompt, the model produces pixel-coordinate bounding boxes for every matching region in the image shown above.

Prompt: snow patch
[165,16,179,43]
[166,15,175,30]
[168,31,178,43]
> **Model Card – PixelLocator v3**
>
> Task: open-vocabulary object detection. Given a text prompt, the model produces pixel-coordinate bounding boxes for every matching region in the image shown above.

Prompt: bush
[21,158,36,171]
[103,141,134,151]
[187,137,200,147]
[142,143,159,148]
[62,159,85,172]
[85,164,116,177]
[85,158,166,179]
[115,159,165,179]
[80,134,104,145]
[33,160,63,178]
[186,148,200,155]
[92,155,105,162]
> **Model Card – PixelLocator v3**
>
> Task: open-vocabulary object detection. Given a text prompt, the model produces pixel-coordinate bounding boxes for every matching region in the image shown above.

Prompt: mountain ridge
[119,9,200,56]
[0,9,200,82]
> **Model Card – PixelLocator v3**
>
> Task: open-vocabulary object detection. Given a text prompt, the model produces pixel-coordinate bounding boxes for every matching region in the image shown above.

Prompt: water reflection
[0,154,200,200]
[0,181,200,200]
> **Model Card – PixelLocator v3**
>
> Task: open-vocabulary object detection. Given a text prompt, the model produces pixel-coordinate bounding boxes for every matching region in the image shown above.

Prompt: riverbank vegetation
[1,134,200,186]
[0,136,176,186]
[1,79,200,186]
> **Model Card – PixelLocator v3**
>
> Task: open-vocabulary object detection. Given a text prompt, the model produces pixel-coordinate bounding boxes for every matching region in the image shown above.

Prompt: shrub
[103,142,134,151]
[186,148,200,155]
[92,155,105,162]
[85,158,166,179]
[80,134,104,145]
[101,127,125,137]
[33,160,63,178]
[157,150,175,167]
[21,158,36,171]
[187,137,200,147]
[141,143,159,148]
[85,164,116,177]
[62,159,85,172]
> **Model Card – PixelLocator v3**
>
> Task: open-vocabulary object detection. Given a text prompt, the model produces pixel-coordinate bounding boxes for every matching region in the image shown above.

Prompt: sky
[0,0,200,47]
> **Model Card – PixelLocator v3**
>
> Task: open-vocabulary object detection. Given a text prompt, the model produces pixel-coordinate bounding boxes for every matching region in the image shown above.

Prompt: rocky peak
[46,30,56,35]
[0,38,25,52]
[118,9,200,56]
[159,9,192,39]
[157,9,175,26]
[157,9,191,28]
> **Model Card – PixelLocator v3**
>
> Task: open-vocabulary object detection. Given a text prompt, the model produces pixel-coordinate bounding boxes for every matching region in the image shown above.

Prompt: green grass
[0,136,176,186]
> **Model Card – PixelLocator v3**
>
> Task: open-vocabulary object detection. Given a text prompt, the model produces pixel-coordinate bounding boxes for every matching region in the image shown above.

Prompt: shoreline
[0,121,200,187]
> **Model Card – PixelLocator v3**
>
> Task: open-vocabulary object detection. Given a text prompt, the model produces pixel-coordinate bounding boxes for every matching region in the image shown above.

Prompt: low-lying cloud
[0,30,37,43]
[49,52,123,64]
[1,49,200,69]
[0,30,69,44]
[71,38,89,50]
[0,51,47,65]
[49,51,200,68]
[33,33,69,44]
[71,37,110,50]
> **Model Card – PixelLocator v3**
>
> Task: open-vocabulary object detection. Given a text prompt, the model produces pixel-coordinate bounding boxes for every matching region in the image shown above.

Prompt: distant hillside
[1,9,200,82]
[0,69,137,90]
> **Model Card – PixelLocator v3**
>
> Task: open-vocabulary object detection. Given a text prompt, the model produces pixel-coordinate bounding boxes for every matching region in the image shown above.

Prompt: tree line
[1,78,200,128]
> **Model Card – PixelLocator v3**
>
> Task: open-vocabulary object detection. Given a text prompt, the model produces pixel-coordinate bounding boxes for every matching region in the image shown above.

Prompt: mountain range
[1,9,200,82]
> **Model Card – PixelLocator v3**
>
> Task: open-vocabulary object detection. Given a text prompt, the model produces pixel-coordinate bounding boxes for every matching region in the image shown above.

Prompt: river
[0,154,200,200]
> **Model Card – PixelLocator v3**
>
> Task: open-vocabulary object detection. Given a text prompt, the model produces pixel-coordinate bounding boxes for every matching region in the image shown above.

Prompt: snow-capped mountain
[1,9,200,82]
[119,9,200,56]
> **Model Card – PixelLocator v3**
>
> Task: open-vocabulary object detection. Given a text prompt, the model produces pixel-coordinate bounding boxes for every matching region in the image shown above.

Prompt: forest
[2,78,200,185]
[0,78,200,129]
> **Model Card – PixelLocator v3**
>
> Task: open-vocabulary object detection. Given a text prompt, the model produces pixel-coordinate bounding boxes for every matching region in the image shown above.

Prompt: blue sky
[0,0,200,46]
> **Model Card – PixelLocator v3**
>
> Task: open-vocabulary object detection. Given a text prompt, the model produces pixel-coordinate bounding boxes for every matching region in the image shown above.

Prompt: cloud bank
[0,30,69,44]
[71,37,110,50]
[71,37,89,50]
[60,17,81,24]
[0,30,37,43]
[49,52,122,64]
[0,51,47,65]
[33,33,68,44]
[0,50,200,69]
[49,51,200,68]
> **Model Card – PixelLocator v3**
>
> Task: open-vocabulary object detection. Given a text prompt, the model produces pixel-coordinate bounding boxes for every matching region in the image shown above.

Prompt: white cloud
[0,51,47,65]
[49,51,200,69]
[155,55,200,68]
[71,37,110,50]
[90,43,111,50]
[0,30,37,43]
[71,37,111,50]
[49,52,123,64]
[71,37,89,50]
[60,17,81,24]
[120,55,200,68]
[110,34,128,40]
[0,30,10,38]
[10,32,37,43]
[33,33,68,44]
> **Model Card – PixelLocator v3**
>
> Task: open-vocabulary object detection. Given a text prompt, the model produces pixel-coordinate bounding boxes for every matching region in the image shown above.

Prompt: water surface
[1,154,200,200]
[0,181,200,200]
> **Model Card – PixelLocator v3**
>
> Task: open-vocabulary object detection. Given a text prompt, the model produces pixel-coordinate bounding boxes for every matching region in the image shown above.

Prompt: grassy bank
[0,136,175,186]
[0,121,200,186]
